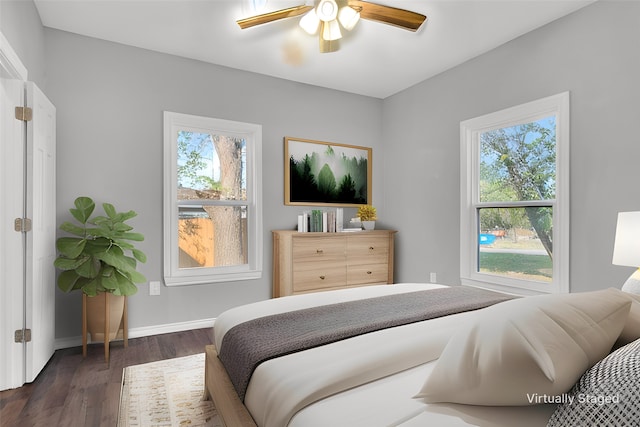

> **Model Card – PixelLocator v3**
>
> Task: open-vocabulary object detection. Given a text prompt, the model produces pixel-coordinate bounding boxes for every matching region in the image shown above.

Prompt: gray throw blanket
[219,286,513,401]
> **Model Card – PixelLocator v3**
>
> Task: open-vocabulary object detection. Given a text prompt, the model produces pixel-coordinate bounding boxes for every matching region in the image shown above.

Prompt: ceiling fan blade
[237,5,314,29]
[349,0,426,32]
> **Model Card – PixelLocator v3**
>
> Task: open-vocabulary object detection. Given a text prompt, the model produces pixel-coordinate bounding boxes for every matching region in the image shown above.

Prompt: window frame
[163,111,263,286]
[460,92,570,295]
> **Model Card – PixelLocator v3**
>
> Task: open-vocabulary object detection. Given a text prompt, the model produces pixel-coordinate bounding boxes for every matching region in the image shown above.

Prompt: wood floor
[0,328,213,427]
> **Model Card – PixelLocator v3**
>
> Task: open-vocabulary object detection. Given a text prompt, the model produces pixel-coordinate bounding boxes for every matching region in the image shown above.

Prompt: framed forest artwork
[284,137,372,207]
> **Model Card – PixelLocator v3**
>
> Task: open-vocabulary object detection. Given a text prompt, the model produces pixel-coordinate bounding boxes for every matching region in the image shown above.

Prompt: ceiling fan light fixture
[338,6,360,31]
[237,0,427,54]
[316,0,339,22]
[299,9,320,34]
[321,19,342,41]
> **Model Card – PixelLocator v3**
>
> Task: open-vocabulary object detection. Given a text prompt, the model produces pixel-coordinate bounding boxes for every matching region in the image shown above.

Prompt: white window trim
[460,92,570,295]
[163,111,263,286]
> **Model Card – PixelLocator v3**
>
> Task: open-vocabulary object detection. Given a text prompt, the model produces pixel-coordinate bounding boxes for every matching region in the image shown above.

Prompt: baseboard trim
[54,318,216,350]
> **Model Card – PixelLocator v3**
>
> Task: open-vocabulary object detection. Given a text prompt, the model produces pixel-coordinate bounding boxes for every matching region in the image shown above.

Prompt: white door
[0,33,56,390]
[25,82,56,382]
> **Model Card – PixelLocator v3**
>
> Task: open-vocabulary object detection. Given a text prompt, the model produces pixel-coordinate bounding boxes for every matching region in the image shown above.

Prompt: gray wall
[383,0,640,291]
[43,30,384,339]
[4,0,640,342]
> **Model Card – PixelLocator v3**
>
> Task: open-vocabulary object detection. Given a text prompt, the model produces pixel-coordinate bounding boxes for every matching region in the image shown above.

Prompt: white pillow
[618,292,640,347]
[415,288,631,406]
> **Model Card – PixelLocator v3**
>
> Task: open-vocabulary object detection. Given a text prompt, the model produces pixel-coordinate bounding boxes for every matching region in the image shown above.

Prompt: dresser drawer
[347,263,389,285]
[346,235,390,264]
[292,236,346,263]
[293,267,347,292]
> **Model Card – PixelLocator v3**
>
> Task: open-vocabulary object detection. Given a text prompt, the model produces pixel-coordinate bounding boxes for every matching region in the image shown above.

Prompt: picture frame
[285,137,372,207]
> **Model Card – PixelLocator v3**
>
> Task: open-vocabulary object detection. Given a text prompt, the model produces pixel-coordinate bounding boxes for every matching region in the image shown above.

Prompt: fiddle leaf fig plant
[54,196,147,297]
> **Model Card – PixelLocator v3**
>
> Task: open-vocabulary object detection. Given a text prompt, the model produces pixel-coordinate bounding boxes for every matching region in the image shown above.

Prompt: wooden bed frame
[204,345,258,427]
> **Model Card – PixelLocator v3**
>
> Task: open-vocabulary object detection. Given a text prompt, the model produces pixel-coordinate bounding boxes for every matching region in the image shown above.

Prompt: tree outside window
[478,118,555,282]
[177,131,247,269]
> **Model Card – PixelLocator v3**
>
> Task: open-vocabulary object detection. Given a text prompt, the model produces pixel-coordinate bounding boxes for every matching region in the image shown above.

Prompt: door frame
[0,31,27,81]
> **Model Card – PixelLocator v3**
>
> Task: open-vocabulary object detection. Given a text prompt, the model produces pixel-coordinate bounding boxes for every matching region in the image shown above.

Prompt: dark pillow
[547,338,640,426]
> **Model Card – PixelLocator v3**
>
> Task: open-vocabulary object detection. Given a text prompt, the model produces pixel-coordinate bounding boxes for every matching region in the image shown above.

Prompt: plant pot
[86,292,125,342]
[362,220,376,230]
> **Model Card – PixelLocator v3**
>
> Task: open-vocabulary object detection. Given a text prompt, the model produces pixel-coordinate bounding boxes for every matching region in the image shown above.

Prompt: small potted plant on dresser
[54,196,146,361]
[358,205,377,230]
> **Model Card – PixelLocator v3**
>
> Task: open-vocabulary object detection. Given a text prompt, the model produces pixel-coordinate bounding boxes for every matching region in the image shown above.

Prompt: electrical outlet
[149,281,161,296]
[429,272,437,283]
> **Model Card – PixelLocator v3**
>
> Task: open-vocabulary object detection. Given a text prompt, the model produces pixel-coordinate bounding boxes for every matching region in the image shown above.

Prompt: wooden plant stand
[82,293,128,363]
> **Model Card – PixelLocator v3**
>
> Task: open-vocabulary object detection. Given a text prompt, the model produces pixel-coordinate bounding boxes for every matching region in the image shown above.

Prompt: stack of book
[298,208,345,232]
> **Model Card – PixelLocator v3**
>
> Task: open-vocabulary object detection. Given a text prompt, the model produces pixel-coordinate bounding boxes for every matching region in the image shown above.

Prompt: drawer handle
[319,275,326,280]
[367,271,372,275]
[369,246,375,250]
[316,249,324,254]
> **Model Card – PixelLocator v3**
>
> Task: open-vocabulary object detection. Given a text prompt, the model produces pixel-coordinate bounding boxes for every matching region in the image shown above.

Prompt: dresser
[272,230,397,297]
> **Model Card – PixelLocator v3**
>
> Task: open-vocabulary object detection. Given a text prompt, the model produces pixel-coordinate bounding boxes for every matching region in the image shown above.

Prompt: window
[460,92,569,294]
[163,112,262,286]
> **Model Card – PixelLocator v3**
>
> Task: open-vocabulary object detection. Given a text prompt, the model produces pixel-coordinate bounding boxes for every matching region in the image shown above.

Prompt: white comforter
[213,284,555,427]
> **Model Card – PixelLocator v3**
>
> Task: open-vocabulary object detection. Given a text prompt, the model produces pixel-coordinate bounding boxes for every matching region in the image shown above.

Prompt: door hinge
[15,106,33,122]
[14,218,32,232]
[15,329,32,343]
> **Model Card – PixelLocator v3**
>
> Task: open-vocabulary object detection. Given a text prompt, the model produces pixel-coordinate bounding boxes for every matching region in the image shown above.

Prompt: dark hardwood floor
[0,328,213,427]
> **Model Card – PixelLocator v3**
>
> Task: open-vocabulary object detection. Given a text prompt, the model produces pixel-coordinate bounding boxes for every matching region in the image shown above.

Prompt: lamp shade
[322,19,342,41]
[338,6,360,31]
[299,9,320,34]
[612,211,640,267]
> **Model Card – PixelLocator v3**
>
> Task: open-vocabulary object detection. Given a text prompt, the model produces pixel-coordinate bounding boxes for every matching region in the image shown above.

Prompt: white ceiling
[33,0,594,99]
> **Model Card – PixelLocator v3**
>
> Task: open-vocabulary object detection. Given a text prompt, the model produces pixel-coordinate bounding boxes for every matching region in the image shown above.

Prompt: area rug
[118,353,223,426]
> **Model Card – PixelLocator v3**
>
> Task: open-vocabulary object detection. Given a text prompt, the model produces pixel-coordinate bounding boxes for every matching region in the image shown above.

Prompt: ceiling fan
[237,0,427,53]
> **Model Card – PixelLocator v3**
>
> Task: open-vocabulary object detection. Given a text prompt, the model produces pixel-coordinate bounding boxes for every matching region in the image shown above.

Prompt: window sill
[164,270,262,287]
[460,277,562,297]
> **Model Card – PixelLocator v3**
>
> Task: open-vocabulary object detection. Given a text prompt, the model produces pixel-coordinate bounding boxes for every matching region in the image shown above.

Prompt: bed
[204,283,640,427]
